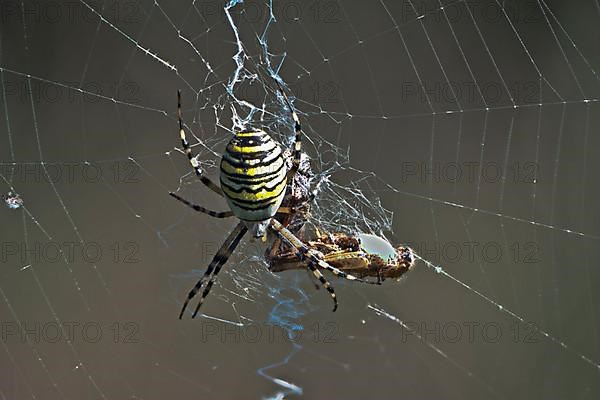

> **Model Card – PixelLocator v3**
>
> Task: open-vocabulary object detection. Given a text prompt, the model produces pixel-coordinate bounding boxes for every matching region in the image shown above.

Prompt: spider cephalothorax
[170,88,379,318]
[279,149,313,232]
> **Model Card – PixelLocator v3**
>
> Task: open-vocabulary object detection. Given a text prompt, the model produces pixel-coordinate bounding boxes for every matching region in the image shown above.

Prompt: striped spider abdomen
[220,129,287,223]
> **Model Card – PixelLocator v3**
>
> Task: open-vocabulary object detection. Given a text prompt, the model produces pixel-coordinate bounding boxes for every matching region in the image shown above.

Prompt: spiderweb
[0,0,599,399]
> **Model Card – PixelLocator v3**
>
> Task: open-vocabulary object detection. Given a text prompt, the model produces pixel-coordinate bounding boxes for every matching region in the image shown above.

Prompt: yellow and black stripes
[177,90,224,197]
[220,130,287,221]
[179,222,248,319]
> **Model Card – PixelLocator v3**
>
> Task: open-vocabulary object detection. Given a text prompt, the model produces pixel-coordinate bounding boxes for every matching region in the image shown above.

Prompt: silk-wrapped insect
[265,146,414,281]
[268,230,415,281]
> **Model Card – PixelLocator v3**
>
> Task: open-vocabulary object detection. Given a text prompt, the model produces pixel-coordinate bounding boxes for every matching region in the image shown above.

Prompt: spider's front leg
[276,81,303,182]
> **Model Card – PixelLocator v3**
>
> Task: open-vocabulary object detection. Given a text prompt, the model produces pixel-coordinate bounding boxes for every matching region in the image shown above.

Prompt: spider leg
[268,204,301,262]
[306,268,321,291]
[270,219,379,284]
[269,203,309,263]
[177,90,224,197]
[269,219,380,312]
[169,192,234,218]
[308,255,338,312]
[275,81,302,182]
[179,222,248,319]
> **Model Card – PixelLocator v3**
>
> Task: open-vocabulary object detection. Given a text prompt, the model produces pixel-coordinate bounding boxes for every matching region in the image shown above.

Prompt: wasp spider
[171,87,379,318]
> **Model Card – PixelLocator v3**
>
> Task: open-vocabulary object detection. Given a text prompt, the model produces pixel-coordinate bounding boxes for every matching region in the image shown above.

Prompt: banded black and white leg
[177,90,223,197]
[179,222,248,319]
[169,192,234,218]
[267,83,307,257]
[275,82,303,182]
[269,219,380,312]
[172,91,233,217]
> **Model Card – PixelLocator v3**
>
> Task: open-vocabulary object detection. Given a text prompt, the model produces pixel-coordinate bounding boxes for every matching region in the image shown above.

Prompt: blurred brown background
[1,0,599,399]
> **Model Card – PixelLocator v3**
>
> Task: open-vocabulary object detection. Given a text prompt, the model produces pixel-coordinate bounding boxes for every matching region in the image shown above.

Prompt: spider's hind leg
[179,222,248,318]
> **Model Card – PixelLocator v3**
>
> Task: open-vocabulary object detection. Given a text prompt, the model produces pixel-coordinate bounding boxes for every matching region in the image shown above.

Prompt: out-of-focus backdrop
[1,0,599,399]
